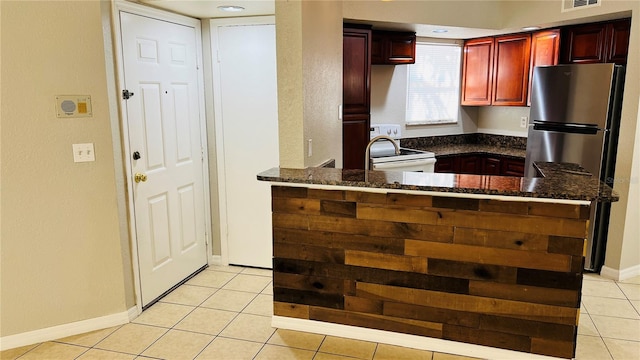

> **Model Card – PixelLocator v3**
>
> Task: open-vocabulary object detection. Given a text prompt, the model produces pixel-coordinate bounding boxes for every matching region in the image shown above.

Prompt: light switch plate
[72,143,95,162]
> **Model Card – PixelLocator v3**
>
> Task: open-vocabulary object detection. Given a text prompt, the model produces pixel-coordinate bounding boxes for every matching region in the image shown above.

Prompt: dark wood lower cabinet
[435,154,524,177]
[343,115,370,170]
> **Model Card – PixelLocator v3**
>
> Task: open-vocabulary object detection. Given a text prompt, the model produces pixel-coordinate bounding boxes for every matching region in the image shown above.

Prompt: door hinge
[122,89,134,100]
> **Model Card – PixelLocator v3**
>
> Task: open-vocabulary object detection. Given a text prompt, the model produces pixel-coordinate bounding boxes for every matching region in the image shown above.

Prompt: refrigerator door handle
[532,123,600,135]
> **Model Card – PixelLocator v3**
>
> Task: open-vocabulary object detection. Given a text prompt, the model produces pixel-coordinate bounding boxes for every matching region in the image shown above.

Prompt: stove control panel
[370,124,401,139]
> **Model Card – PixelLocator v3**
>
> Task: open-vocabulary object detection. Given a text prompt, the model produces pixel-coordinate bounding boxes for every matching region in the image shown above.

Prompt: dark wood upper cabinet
[461,34,531,106]
[461,37,494,105]
[371,30,416,65]
[606,18,631,64]
[492,33,532,106]
[528,29,560,105]
[561,18,630,65]
[343,26,372,169]
[343,27,372,115]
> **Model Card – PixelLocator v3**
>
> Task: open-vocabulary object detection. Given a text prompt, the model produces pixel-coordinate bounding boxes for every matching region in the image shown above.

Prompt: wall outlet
[520,116,528,128]
[308,139,312,157]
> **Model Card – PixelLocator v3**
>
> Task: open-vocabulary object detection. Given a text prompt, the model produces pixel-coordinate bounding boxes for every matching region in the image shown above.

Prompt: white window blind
[406,42,462,125]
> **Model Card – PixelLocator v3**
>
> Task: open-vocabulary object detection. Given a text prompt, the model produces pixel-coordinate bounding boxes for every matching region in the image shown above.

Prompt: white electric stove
[369,124,436,172]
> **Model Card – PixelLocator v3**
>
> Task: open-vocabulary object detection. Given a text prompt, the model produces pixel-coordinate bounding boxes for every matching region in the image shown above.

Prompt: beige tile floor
[2,266,639,360]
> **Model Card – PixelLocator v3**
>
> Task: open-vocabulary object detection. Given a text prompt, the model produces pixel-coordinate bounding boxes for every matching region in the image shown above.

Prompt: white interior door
[120,12,208,306]
[212,19,279,268]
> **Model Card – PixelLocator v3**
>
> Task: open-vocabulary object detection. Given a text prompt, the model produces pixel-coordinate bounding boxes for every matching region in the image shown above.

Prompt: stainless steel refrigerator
[524,63,625,272]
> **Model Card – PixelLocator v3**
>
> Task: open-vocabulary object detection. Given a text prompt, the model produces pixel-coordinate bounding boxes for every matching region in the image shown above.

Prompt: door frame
[207,16,276,266]
[110,0,213,314]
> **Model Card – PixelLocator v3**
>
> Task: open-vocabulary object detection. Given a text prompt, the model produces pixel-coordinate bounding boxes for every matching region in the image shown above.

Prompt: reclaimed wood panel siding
[271,186,589,359]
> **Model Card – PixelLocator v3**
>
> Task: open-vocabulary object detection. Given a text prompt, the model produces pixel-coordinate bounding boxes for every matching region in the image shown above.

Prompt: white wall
[370,61,478,139]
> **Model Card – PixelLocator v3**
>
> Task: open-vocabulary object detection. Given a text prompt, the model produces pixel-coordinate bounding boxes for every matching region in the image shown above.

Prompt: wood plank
[274,242,345,264]
[527,202,590,220]
[320,200,357,218]
[345,250,428,273]
[478,199,528,215]
[432,197,480,211]
[274,287,344,309]
[453,227,549,252]
[272,186,307,199]
[469,281,580,307]
[436,210,589,238]
[406,240,572,272]
[517,268,582,291]
[272,213,309,230]
[480,314,575,342]
[310,306,444,338]
[274,301,309,319]
[442,324,531,353]
[344,295,383,314]
[356,282,578,325]
[308,188,345,200]
[383,301,480,328]
[386,193,433,207]
[274,272,345,294]
[530,337,575,359]
[273,258,469,294]
[427,258,517,284]
[272,197,321,215]
[309,215,453,242]
[356,203,440,225]
[548,236,586,256]
[273,228,405,255]
[345,191,387,204]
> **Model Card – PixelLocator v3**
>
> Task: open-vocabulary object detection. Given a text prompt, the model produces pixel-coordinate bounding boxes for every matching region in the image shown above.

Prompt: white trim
[266,181,591,205]
[0,309,134,351]
[272,316,561,360]
[209,255,224,266]
[208,16,276,267]
[600,263,640,281]
[111,0,211,309]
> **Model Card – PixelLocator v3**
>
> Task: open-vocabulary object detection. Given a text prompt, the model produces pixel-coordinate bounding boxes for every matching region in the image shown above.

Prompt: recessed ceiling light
[522,26,541,31]
[432,29,448,33]
[217,5,245,12]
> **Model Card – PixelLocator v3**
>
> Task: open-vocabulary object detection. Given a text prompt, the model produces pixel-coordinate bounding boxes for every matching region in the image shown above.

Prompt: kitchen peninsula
[257,164,618,359]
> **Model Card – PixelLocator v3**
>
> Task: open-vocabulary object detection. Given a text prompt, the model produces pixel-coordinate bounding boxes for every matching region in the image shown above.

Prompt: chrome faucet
[364,135,400,179]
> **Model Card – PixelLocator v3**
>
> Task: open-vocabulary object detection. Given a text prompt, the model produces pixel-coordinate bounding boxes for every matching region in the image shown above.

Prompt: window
[406,42,462,125]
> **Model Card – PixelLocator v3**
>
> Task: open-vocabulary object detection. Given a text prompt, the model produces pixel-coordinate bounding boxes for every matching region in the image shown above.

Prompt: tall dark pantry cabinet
[342,25,371,169]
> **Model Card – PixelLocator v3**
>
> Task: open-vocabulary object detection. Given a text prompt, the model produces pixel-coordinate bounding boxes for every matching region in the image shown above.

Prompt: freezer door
[530,64,615,128]
[524,125,607,177]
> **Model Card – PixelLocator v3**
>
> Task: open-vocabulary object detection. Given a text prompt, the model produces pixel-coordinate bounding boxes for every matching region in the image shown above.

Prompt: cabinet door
[492,34,531,106]
[458,155,481,174]
[501,157,525,177]
[482,156,502,175]
[387,33,416,64]
[605,18,631,65]
[343,28,371,115]
[343,115,370,169]
[461,37,494,105]
[528,29,560,105]
[561,23,607,64]
[434,156,458,173]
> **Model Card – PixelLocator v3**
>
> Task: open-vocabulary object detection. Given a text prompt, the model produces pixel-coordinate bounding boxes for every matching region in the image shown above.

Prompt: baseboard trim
[209,255,223,266]
[271,316,558,360]
[601,264,640,281]
[0,308,135,351]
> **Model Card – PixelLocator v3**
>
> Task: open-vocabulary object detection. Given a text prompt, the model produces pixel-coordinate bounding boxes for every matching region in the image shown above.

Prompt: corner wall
[1,0,128,337]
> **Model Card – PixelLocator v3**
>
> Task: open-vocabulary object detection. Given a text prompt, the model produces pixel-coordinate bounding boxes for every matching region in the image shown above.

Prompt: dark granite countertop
[426,144,526,159]
[257,162,619,202]
[400,133,527,159]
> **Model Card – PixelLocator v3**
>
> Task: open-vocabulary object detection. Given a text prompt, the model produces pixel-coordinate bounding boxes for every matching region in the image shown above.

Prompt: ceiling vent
[562,0,601,12]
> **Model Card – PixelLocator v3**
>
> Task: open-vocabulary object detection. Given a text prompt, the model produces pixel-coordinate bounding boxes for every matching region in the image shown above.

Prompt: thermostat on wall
[55,95,92,118]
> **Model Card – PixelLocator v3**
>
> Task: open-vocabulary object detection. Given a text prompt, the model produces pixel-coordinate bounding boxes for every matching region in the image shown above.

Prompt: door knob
[134,173,148,183]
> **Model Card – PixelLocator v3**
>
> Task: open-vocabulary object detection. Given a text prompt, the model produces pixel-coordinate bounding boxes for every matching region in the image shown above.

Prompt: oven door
[372,158,436,172]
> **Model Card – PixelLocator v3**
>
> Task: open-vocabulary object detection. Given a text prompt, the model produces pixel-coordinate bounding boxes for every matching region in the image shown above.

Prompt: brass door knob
[134,173,148,183]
